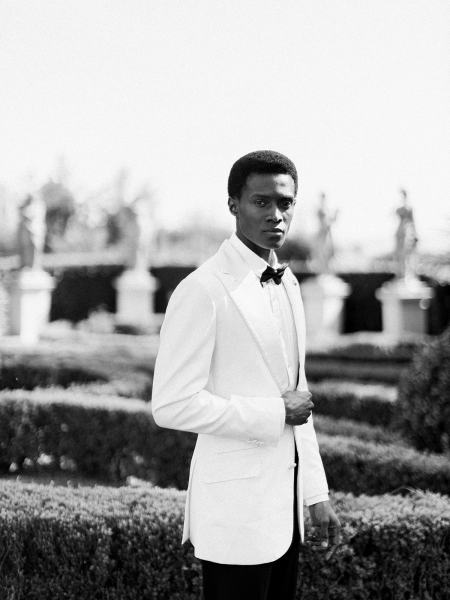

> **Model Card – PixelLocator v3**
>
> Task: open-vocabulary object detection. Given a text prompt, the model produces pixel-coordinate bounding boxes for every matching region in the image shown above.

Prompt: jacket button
[288,462,297,470]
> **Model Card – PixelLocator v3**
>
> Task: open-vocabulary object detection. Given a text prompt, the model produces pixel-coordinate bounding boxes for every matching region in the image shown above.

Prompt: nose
[266,205,282,223]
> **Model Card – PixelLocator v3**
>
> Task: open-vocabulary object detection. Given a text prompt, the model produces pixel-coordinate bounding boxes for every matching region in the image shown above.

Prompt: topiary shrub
[395,327,450,454]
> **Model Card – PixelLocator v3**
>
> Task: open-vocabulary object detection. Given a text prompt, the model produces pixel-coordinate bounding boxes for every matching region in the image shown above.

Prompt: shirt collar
[229,233,280,277]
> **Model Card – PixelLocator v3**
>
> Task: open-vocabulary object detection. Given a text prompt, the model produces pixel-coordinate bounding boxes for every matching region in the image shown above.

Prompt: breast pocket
[202,447,262,484]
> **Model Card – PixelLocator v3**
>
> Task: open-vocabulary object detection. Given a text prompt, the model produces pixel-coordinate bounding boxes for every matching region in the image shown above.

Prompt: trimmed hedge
[307,339,422,363]
[318,433,450,496]
[67,374,152,400]
[0,390,195,487]
[306,358,405,384]
[395,327,450,454]
[314,414,406,446]
[0,481,448,599]
[309,379,397,427]
[0,338,155,399]
[0,338,410,394]
[1,390,449,496]
[0,353,106,390]
[45,262,450,333]
[304,335,422,386]
[49,264,196,319]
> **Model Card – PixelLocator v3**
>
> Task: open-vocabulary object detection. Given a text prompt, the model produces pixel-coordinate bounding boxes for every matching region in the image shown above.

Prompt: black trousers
[201,458,300,600]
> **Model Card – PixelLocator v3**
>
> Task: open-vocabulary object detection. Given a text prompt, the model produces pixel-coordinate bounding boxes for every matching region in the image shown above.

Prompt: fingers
[329,523,341,547]
[319,520,329,548]
[311,523,328,550]
[326,521,342,561]
[311,521,341,553]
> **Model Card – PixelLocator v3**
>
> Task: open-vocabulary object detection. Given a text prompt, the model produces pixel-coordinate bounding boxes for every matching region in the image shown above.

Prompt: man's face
[228,172,296,259]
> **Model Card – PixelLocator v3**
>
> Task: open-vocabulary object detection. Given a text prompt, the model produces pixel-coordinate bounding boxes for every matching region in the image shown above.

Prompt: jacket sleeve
[296,416,329,505]
[151,276,286,445]
[296,285,329,505]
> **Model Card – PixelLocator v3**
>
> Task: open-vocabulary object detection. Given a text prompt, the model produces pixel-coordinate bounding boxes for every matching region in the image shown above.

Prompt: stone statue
[17,194,46,269]
[394,189,418,280]
[120,190,153,271]
[114,188,157,328]
[313,193,338,273]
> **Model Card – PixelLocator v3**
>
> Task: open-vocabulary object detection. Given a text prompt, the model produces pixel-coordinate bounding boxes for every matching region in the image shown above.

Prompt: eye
[255,199,268,207]
[281,199,294,209]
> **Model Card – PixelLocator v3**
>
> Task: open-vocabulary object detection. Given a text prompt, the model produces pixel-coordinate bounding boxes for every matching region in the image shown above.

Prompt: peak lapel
[215,240,289,394]
[282,269,306,387]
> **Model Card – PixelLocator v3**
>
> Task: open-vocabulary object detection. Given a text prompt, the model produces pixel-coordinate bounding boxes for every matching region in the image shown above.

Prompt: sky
[0,0,448,255]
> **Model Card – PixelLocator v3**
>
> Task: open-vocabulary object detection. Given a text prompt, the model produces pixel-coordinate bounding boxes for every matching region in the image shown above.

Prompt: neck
[235,230,272,262]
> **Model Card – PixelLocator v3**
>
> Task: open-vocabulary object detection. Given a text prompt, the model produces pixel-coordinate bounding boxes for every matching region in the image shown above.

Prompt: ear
[228,197,238,217]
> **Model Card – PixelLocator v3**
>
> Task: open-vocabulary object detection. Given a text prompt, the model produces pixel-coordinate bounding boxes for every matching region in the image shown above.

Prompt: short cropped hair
[228,150,298,198]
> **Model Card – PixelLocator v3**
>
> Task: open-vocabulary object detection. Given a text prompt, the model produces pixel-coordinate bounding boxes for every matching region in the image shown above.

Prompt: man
[152,150,340,600]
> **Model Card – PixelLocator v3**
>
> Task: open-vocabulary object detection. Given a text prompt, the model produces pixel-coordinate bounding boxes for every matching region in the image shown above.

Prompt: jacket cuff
[304,493,330,507]
[254,396,286,446]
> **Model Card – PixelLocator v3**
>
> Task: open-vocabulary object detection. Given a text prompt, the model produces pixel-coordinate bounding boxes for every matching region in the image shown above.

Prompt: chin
[267,238,286,249]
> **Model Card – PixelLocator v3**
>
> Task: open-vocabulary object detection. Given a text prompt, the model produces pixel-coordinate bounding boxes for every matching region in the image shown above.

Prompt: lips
[264,229,284,234]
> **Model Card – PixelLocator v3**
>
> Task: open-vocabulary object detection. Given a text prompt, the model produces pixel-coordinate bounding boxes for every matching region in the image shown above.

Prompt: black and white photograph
[0,1,448,599]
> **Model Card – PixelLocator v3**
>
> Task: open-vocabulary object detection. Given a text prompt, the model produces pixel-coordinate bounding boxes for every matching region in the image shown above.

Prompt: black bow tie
[260,264,287,286]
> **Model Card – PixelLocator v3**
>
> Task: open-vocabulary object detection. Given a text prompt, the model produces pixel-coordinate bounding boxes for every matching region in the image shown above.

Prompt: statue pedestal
[9,269,55,343]
[301,274,350,340]
[114,269,156,327]
[0,280,9,336]
[376,277,432,339]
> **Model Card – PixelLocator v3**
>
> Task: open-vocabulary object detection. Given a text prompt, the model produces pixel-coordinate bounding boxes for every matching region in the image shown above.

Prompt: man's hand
[308,501,341,556]
[282,390,314,425]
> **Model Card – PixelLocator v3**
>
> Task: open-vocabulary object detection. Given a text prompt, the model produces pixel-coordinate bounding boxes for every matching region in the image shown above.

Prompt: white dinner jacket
[151,237,329,565]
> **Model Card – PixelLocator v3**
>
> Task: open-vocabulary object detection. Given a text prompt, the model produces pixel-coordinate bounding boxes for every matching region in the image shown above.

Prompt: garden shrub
[306,359,404,384]
[309,380,397,427]
[394,327,450,454]
[0,354,106,390]
[67,373,152,401]
[318,432,450,496]
[313,414,406,446]
[0,390,195,487]
[307,339,421,363]
[0,340,154,399]
[1,390,449,495]
[0,481,448,600]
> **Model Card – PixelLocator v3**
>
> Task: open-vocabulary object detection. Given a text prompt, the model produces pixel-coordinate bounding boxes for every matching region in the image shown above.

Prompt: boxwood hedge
[313,414,406,446]
[1,390,449,496]
[306,358,404,384]
[394,326,450,454]
[309,380,397,427]
[0,339,154,399]
[306,339,422,363]
[0,481,448,600]
[0,389,194,487]
[318,433,450,496]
